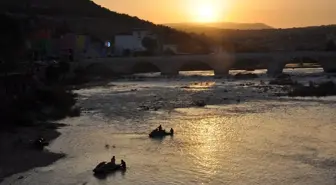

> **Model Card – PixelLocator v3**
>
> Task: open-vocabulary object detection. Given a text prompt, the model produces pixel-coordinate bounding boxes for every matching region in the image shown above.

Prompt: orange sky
[93,0,336,28]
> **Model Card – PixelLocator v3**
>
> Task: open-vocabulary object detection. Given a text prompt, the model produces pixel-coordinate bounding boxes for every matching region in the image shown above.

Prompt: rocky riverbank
[0,123,65,182]
[0,85,80,182]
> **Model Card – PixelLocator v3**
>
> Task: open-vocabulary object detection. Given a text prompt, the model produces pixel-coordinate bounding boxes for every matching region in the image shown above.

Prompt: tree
[141,37,158,53]
[0,14,25,73]
[326,40,336,51]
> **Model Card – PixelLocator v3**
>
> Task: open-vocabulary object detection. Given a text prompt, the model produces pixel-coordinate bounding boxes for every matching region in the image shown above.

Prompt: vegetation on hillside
[0,14,80,129]
[0,0,212,54]
[326,39,336,51]
[169,22,336,52]
[141,37,158,53]
[0,14,27,72]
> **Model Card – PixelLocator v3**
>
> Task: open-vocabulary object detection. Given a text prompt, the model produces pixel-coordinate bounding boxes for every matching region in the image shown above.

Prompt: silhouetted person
[34,136,48,150]
[111,156,115,165]
[121,160,126,170]
[170,128,174,134]
[158,125,162,131]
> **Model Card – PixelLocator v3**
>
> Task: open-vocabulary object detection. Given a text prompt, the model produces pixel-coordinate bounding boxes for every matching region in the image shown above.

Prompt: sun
[195,4,217,23]
[190,0,220,23]
[188,0,229,23]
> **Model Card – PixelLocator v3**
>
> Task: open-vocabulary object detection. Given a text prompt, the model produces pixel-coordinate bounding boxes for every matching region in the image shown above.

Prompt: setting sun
[194,4,218,22]
[188,0,228,23]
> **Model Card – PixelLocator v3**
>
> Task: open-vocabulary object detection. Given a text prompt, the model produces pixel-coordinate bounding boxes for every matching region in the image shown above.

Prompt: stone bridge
[76,51,336,76]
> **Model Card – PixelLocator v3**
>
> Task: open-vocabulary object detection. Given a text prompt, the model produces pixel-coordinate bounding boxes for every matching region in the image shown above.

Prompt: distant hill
[165,21,336,52]
[165,22,274,32]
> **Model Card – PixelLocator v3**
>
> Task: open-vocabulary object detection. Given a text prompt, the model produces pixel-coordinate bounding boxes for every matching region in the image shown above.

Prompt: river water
[3,69,336,185]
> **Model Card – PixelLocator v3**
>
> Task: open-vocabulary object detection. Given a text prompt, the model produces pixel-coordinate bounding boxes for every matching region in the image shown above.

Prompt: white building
[114,29,157,56]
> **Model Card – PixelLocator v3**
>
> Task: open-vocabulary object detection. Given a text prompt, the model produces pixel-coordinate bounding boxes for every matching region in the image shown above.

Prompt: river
[2,69,336,185]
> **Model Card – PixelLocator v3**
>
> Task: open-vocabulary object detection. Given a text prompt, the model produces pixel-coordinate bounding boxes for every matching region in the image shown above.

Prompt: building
[59,33,105,60]
[27,25,56,60]
[114,29,157,56]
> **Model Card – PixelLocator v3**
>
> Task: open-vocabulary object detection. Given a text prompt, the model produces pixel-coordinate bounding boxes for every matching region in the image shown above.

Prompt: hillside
[0,0,211,54]
[166,21,336,52]
[165,22,273,32]
[219,25,336,52]
[1,0,335,54]
[0,0,160,37]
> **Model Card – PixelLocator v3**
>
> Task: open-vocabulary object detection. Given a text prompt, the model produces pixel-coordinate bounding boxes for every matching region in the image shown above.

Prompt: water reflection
[175,112,240,182]
[190,118,221,175]
[183,81,216,92]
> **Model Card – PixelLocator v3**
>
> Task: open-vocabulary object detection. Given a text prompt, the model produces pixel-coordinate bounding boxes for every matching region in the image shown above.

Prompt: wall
[60,33,76,51]
[29,28,53,59]
[114,34,146,56]
[59,33,106,60]
[83,47,100,59]
[114,30,158,56]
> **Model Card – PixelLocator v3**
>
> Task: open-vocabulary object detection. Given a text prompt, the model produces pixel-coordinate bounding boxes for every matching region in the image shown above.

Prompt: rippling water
[3,69,336,185]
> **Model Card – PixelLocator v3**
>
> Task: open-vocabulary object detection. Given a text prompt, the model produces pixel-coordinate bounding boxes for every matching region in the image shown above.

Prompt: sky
[93,0,336,28]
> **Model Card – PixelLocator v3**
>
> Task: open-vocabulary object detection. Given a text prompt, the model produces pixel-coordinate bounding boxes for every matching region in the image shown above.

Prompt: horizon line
[159,21,336,30]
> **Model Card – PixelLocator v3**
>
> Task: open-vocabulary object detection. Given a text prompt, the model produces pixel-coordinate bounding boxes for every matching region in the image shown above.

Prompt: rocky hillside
[0,0,159,37]
[0,0,211,53]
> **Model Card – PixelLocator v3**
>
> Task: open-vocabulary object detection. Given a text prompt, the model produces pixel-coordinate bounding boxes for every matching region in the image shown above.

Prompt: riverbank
[0,85,79,182]
[0,123,66,182]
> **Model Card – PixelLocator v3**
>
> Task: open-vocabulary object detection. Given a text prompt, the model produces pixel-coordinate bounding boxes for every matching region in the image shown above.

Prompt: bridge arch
[83,63,117,77]
[177,60,230,76]
[267,56,328,76]
[131,62,161,74]
[179,60,214,72]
